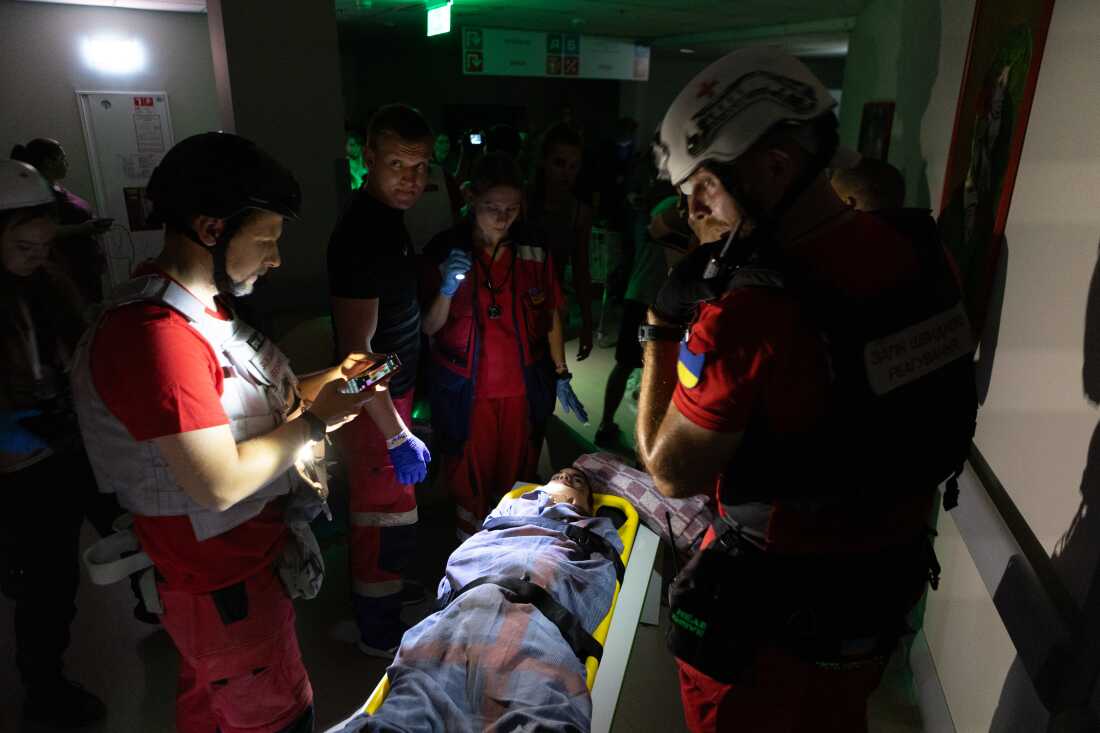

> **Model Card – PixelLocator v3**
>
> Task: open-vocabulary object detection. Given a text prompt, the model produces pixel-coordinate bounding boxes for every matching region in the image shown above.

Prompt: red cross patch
[696,79,720,99]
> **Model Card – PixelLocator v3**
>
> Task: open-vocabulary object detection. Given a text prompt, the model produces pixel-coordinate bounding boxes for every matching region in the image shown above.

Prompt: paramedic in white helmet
[636,47,976,732]
[70,132,379,733]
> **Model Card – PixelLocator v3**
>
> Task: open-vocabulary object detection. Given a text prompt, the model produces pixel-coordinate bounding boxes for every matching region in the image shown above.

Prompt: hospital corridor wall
[842,0,1100,729]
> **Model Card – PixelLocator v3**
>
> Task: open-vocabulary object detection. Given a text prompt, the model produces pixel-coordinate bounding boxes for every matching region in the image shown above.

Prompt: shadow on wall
[898,0,942,210]
[989,239,1100,731]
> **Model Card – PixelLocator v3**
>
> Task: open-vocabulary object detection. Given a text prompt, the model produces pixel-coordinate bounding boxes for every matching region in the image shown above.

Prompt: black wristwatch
[638,324,688,344]
[301,410,326,443]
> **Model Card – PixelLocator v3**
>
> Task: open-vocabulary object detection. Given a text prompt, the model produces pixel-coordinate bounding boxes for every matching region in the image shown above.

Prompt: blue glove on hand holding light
[555,374,589,425]
[387,429,432,485]
[439,249,472,297]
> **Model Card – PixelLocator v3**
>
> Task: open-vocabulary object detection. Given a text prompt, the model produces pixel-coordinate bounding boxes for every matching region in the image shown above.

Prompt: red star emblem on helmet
[697,79,720,99]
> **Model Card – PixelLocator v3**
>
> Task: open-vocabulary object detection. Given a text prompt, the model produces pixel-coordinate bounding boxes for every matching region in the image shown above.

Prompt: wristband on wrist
[638,324,688,344]
[301,410,326,443]
[386,430,411,450]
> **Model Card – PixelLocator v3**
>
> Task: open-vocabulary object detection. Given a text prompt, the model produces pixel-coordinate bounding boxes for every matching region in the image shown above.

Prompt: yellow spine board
[363,485,640,714]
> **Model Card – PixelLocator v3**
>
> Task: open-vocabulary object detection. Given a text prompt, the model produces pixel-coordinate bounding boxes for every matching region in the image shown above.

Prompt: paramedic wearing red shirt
[71,133,375,733]
[421,152,587,540]
[637,48,973,733]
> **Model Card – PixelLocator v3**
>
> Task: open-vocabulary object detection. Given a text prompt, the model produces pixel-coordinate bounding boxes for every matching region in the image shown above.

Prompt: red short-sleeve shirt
[90,267,286,592]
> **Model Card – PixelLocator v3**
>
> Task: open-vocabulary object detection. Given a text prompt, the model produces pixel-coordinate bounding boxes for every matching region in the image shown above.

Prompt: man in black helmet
[71,132,376,733]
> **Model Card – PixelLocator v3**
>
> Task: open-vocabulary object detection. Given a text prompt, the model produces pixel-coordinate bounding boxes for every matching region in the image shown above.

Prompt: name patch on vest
[863,301,974,396]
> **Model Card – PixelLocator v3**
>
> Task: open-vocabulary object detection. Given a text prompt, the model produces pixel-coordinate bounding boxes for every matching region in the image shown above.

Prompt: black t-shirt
[327,190,421,396]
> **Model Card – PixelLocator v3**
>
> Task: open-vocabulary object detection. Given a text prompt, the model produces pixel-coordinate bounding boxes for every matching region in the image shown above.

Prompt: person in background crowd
[529,123,595,362]
[595,164,674,449]
[638,47,975,732]
[421,152,587,540]
[71,132,374,733]
[831,156,907,212]
[597,117,640,242]
[11,138,112,303]
[328,104,434,658]
[433,132,460,178]
[485,123,524,160]
[0,159,108,728]
[347,128,368,190]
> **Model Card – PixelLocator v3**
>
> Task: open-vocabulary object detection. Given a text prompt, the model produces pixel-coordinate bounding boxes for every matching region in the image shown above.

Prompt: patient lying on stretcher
[334,468,623,732]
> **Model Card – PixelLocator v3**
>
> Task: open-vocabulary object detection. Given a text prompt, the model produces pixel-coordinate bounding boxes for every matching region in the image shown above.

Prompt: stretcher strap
[481,516,625,584]
[451,574,603,663]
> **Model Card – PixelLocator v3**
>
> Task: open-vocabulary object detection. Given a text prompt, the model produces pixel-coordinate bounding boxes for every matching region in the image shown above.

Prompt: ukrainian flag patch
[677,341,705,389]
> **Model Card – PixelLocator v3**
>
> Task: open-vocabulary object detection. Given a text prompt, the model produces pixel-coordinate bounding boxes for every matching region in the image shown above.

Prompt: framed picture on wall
[857,101,896,161]
[938,0,1056,336]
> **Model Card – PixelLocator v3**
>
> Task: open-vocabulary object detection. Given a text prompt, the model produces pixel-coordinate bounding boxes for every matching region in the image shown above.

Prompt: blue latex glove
[0,409,49,454]
[556,376,589,424]
[388,431,432,485]
[439,249,473,297]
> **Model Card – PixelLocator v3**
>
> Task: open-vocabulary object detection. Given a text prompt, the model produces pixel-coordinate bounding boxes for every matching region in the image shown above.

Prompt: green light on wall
[427,1,452,37]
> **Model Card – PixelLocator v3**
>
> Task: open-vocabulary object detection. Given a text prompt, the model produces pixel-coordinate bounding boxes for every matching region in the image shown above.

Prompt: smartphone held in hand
[339,354,401,395]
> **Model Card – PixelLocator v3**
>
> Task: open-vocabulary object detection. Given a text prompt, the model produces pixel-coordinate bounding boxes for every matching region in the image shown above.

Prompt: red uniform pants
[337,391,418,648]
[443,394,538,539]
[158,567,312,733]
[677,645,887,733]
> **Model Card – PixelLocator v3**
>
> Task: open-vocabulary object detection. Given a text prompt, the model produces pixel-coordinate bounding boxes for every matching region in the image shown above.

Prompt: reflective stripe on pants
[337,391,418,647]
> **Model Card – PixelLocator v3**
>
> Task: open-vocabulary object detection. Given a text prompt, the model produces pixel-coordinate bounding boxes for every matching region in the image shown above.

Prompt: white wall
[0,0,219,211]
[902,0,1100,728]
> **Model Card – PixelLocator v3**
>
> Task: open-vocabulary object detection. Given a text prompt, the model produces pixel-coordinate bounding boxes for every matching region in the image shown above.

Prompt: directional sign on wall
[462,26,649,81]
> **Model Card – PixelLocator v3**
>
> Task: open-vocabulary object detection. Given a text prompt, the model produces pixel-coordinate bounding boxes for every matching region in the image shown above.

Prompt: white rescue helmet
[655,46,857,189]
[0,159,55,212]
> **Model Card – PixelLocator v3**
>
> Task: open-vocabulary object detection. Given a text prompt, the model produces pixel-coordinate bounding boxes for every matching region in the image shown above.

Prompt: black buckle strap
[482,515,625,584]
[561,524,626,584]
[450,574,603,663]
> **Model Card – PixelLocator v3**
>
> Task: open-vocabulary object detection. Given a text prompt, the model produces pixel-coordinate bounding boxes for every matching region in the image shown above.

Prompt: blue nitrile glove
[388,430,432,485]
[556,376,589,424]
[0,409,49,454]
[439,249,473,297]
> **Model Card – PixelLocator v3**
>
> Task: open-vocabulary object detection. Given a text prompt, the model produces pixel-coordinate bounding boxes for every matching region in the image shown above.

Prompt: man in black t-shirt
[328,104,434,657]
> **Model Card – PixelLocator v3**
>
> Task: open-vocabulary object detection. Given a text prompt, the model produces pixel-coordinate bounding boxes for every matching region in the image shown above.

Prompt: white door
[76,91,175,288]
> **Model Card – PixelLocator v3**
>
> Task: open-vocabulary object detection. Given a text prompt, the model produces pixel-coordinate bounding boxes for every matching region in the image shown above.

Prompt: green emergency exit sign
[427,1,452,37]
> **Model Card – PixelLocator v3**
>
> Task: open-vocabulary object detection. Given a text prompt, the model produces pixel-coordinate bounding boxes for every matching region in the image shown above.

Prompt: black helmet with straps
[146,132,301,231]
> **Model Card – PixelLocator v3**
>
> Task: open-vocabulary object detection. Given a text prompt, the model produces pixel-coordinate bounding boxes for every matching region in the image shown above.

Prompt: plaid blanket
[575,452,713,559]
[334,491,622,732]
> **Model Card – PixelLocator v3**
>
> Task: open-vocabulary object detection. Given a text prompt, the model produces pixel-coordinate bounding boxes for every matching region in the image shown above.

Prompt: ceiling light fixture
[680,48,695,54]
[80,36,146,74]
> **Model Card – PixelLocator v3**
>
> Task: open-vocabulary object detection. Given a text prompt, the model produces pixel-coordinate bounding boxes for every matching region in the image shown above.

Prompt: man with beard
[637,48,976,732]
[72,132,376,733]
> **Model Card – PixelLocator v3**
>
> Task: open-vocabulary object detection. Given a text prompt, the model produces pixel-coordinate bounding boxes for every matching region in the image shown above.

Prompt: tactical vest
[713,210,978,548]
[71,275,303,541]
